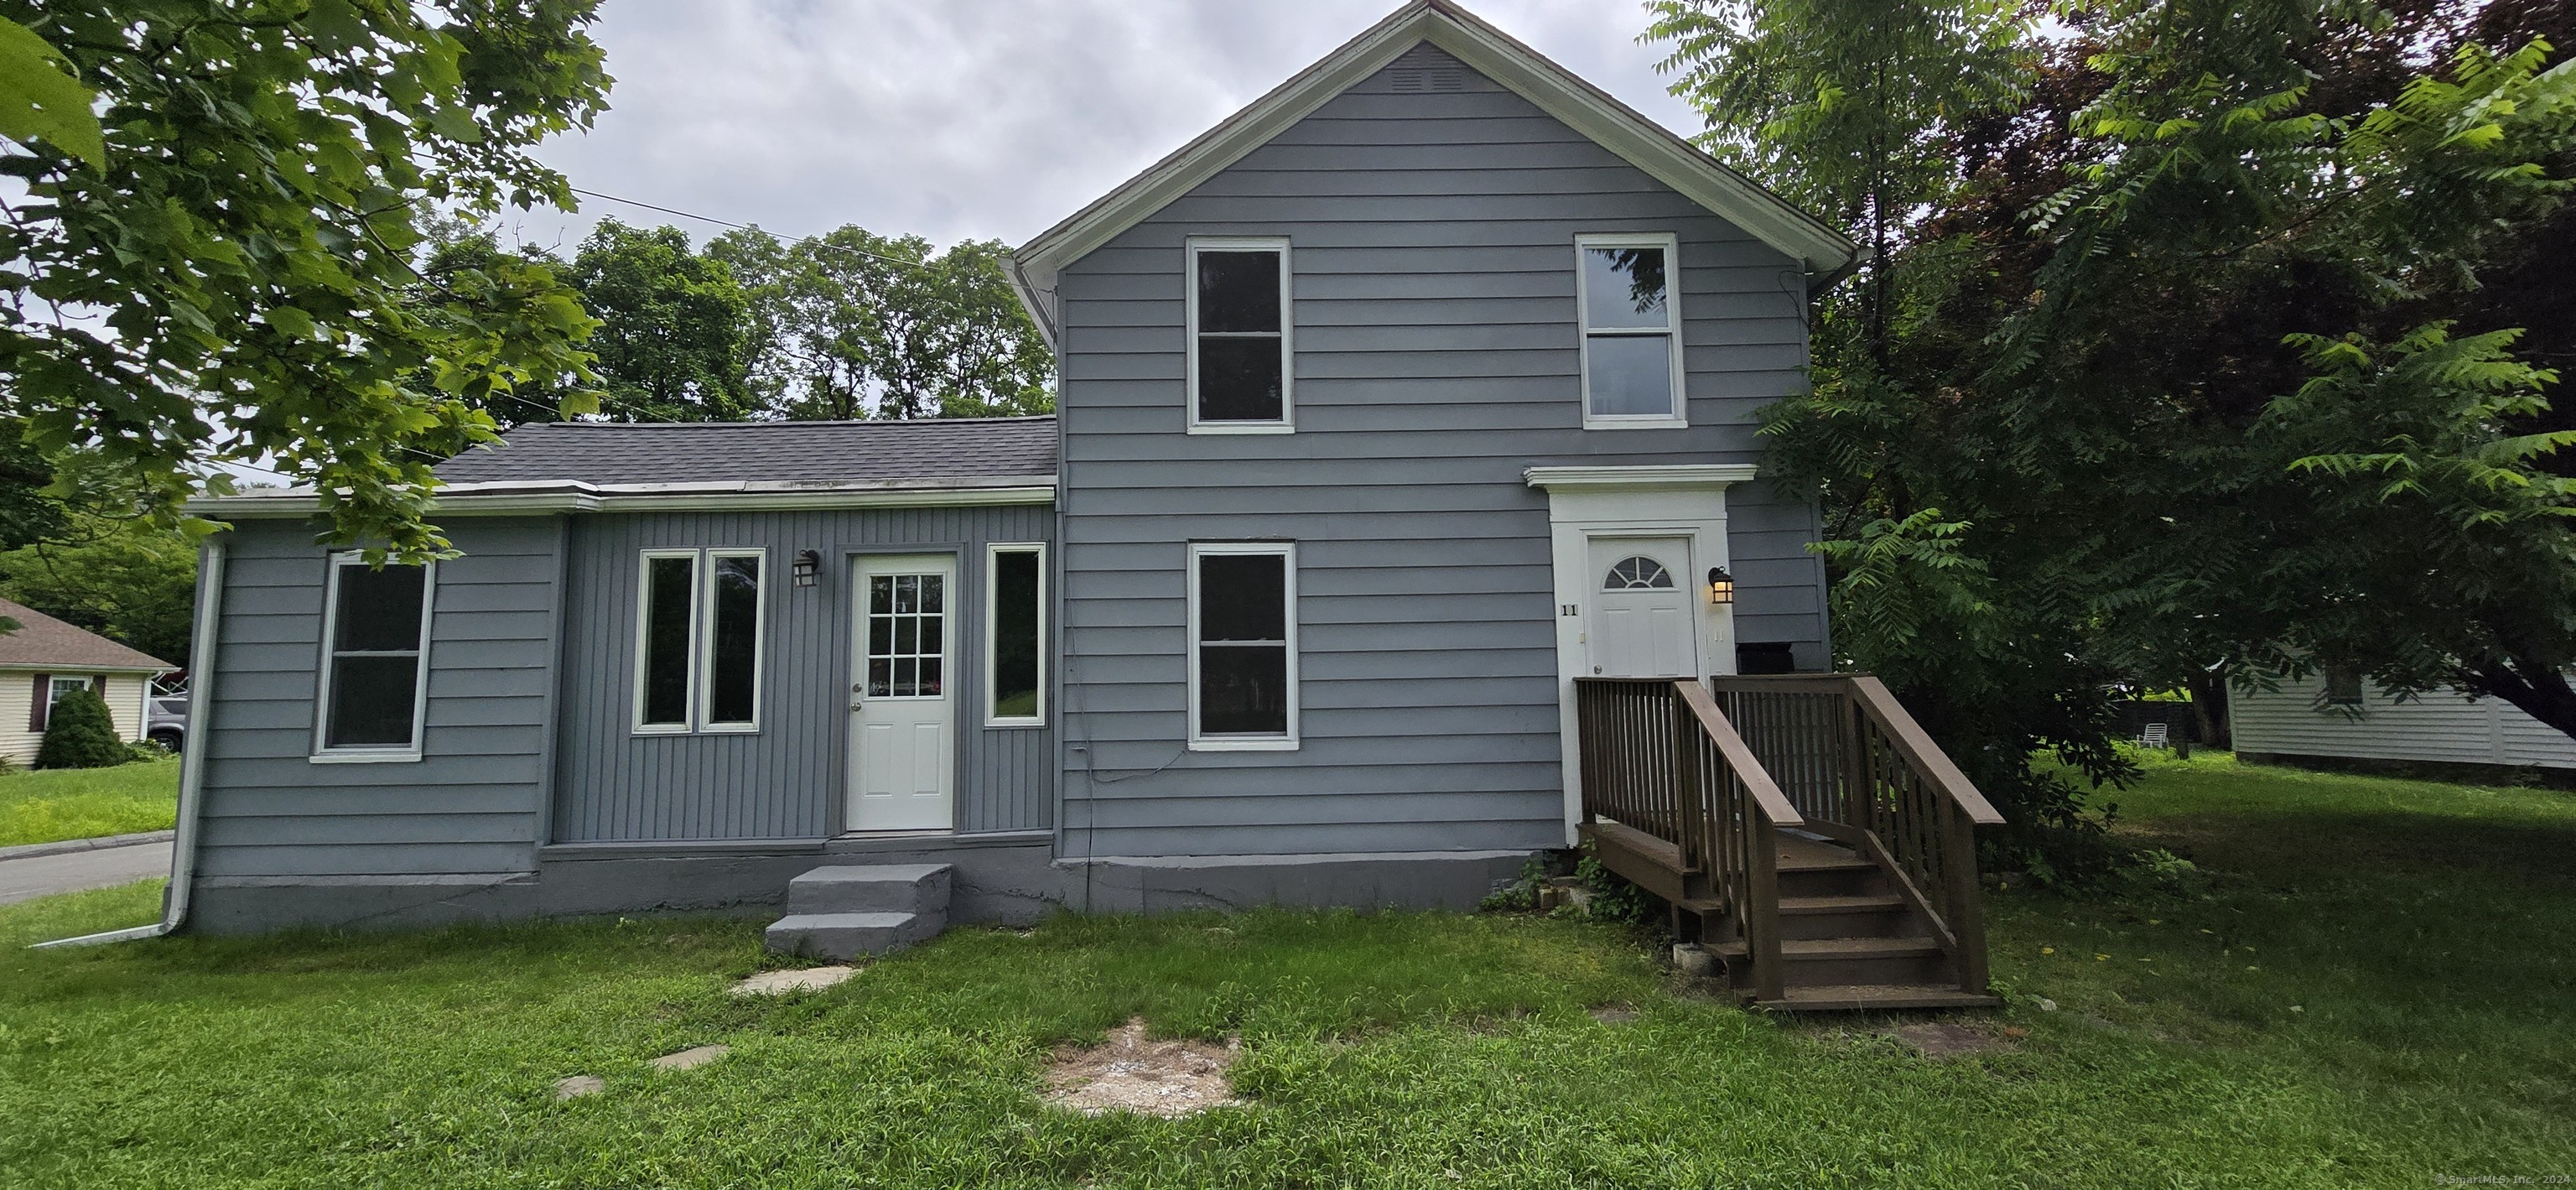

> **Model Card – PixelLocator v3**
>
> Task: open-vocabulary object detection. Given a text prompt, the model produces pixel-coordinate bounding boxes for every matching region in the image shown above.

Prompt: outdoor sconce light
[1706,566,1735,605]
[792,549,820,589]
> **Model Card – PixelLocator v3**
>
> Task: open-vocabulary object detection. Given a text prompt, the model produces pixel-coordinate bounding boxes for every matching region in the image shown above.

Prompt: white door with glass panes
[1585,537,1698,678]
[848,555,956,831]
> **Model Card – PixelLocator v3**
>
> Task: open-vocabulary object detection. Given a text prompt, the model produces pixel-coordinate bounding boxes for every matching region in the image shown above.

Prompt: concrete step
[764,911,945,960]
[787,863,953,915]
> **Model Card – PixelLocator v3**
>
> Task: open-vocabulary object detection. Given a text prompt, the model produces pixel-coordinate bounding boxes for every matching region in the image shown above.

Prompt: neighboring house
[2232,670,2576,780]
[160,0,2001,1006]
[0,596,176,764]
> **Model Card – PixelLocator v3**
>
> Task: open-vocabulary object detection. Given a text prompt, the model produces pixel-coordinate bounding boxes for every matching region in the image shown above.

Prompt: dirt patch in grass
[1041,1017,1239,1117]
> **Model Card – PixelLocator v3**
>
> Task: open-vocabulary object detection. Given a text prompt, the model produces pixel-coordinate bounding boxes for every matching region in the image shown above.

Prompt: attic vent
[1389,64,1467,92]
[1389,44,1467,92]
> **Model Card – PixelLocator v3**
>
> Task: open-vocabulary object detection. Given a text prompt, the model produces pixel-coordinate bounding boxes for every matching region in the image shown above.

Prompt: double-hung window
[314,554,434,761]
[1187,237,1292,432]
[634,548,766,734]
[985,543,1046,725]
[1575,232,1685,429]
[1188,542,1297,750]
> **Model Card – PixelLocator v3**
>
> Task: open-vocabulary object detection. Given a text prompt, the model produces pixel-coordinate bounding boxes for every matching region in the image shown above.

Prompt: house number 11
[1561,604,1580,616]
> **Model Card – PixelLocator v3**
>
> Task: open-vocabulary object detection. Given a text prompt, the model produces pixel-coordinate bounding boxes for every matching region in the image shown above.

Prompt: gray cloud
[504,0,1701,252]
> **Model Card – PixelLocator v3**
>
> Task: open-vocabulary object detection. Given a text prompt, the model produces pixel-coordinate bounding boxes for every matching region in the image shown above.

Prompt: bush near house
[33,688,128,770]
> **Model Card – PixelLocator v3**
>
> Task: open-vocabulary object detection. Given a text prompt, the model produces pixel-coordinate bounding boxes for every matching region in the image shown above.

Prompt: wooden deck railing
[1710,674,2007,993]
[1574,677,1805,1000]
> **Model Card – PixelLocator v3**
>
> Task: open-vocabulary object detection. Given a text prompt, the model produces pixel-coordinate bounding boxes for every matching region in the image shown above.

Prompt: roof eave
[1009,0,1859,294]
[186,476,1062,520]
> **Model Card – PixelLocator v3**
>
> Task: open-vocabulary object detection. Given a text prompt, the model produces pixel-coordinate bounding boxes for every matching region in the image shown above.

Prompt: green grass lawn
[2,755,2568,1187]
[0,756,179,848]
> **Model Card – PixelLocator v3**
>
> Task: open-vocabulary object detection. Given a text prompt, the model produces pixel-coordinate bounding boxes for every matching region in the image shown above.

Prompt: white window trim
[310,553,436,764]
[697,547,767,734]
[1187,540,1299,751]
[631,548,702,735]
[984,542,1047,728]
[1574,231,1687,431]
[1185,236,1295,434]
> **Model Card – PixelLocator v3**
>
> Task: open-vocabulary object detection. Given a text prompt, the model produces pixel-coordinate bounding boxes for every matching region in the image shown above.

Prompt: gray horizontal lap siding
[192,518,561,879]
[1054,44,1828,859]
[553,505,1057,842]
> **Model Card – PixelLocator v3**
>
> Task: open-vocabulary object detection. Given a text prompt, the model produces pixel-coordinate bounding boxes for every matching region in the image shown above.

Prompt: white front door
[1585,536,1700,678]
[848,555,956,832]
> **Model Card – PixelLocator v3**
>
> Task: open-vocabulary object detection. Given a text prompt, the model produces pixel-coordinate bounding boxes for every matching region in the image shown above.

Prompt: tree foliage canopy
[709,227,1051,421]
[0,0,613,559]
[1653,0,2576,872]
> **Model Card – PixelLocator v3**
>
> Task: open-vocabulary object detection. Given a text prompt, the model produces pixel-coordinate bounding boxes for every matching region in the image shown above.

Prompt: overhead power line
[567,186,944,273]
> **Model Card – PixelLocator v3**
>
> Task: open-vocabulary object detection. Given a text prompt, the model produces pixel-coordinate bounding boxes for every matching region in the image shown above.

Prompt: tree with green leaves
[0,444,201,666]
[0,2,611,559]
[709,226,1051,420]
[558,219,760,423]
[1654,0,2576,873]
[1647,0,2030,363]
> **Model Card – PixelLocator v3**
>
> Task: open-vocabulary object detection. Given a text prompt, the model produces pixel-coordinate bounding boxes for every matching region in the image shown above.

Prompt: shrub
[34,688,132,770]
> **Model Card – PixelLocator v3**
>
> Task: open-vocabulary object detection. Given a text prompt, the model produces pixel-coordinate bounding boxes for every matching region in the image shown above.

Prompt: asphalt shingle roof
[434,417,1057,487]
[0,597,175,671]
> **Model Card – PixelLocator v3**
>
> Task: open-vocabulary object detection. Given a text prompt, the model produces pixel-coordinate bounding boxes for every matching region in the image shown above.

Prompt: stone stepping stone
[650,1044,730,1073]
[553,1075,604,1100]
[730,966,856,996]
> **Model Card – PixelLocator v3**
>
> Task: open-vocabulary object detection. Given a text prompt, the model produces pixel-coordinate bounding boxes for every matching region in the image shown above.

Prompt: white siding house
[2231,674,2576,773]
[1,595,175,763]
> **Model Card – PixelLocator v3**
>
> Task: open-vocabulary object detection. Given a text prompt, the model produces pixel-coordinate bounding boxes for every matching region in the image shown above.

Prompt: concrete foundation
[184,838,1542,934]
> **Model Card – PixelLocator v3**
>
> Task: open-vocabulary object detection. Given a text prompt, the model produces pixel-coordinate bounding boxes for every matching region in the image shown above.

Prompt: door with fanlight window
[848,555,956,832]
[1585,537,1699,679]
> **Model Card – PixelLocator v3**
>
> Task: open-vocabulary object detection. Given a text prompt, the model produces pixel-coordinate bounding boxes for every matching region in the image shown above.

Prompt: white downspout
[33,540,226,948]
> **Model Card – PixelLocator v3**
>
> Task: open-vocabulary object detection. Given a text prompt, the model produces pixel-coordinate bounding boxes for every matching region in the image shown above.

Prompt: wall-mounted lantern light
[793,549,821,588]
[1706,566,1735,605]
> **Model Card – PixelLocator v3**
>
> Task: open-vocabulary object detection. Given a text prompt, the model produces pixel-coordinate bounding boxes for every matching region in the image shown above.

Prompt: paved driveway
[0,839,173,905]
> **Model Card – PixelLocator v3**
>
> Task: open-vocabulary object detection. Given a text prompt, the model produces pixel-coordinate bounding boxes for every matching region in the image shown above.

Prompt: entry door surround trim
[1529,465,1752,846]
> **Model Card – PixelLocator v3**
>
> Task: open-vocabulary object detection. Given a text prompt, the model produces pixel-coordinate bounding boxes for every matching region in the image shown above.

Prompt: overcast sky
[499,0,1703,254]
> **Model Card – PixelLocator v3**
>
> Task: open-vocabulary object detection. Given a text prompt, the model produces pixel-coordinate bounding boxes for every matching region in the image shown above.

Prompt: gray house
[146,1,2002,1008]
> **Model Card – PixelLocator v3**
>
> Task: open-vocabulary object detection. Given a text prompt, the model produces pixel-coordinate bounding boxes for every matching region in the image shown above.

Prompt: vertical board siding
[2233,676,2576,770]
[553,504,1057,841]
[192,518,562,878]
[1054,44,1830,858]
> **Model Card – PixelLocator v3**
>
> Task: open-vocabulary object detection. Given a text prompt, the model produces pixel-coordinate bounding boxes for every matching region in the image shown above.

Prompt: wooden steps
[1757,985,2004,1012]
[1592,822,1993,1012]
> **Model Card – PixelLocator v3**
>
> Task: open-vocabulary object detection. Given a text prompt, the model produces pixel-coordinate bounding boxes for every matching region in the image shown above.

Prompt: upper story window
[1576,232,1685,429]
[314,554,434,762]
[1189,541,1298,750]
[634,548,766,735]
[1187,237,1292,434]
